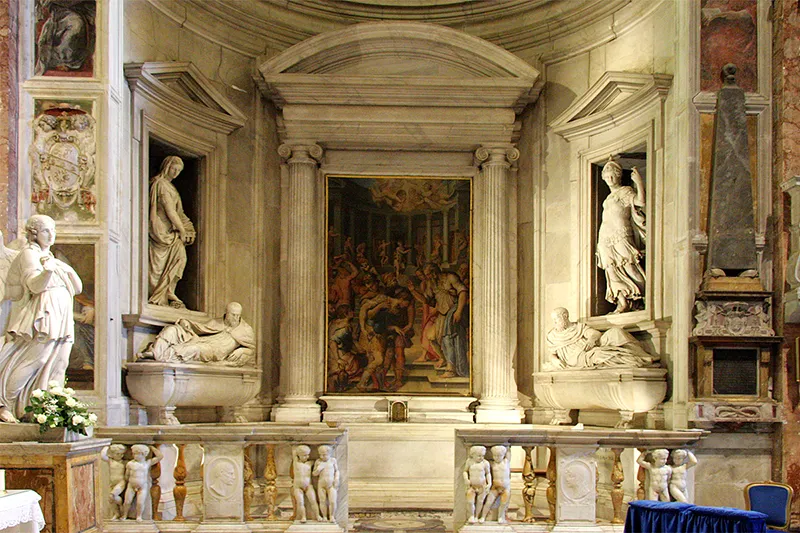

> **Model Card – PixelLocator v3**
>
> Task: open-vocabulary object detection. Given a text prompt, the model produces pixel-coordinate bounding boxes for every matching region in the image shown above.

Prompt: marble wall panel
[69,461,96,531]
[700,0,757,93]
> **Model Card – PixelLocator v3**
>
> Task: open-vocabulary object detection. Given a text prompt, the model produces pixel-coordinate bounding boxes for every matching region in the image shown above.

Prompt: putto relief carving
[692,300,774,337]
[30,102,96,221]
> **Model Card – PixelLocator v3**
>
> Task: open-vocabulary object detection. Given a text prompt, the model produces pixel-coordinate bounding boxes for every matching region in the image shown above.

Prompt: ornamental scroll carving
[692,301,774,337]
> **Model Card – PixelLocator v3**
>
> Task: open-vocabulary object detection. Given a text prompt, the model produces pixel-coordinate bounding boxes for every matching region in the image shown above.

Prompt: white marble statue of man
[544,307,658,370]
[138,302,255,366]
[0,215,82,422]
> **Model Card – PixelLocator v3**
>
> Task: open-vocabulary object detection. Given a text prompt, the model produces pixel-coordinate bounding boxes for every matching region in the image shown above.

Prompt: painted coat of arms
[29,102,96,221]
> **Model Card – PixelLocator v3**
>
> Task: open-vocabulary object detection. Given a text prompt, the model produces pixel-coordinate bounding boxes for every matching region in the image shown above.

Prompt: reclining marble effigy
[126,302,261,424]
[534,308,667,428]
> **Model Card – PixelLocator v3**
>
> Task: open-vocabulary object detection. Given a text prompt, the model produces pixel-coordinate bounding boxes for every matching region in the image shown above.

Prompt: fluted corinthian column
[474,145,523,423]
[272,142,324,423]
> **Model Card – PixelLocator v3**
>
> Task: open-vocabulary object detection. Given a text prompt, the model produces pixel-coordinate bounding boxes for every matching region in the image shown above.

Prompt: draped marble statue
[138,302,255,366]
[596,159,646,314]
[148,156,195,309]
[544,307,657,370]
[0,215,82,422]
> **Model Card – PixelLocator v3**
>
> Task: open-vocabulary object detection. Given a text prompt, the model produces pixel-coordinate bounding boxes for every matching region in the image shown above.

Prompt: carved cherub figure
[313,445,340,522]
[121,444,163,521]
[463,445,491,524]
[101,444,127,520]
[481,445,512,523]
[669,449,697,502]
[637,449,671,502]
[291,445,320,522]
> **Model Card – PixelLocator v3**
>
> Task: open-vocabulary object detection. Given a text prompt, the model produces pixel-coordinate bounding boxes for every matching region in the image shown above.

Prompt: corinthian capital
[278,142,323,164]
[475,145,520,168]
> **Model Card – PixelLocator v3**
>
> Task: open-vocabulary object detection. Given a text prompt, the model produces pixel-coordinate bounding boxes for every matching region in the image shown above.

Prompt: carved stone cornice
[125,62,246,134]
[550,72,673,141]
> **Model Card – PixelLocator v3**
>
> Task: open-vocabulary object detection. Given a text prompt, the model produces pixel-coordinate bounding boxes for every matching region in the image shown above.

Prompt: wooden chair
[744,481,793,531]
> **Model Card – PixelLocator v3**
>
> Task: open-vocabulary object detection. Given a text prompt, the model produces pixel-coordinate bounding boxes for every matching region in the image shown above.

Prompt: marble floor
[350,511,449,532]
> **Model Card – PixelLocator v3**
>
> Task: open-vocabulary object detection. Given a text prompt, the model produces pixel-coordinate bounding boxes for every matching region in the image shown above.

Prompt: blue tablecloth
[624,500,768,533]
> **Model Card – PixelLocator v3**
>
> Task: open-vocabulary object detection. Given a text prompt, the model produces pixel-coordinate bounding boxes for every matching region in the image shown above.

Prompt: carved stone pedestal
[0,439,110,533]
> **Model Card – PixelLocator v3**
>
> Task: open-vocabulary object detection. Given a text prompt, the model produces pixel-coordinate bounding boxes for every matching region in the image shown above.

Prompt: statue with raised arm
[596,159,646,314]
[138,302,255,366]
[544,308,658,371]
[0,215,82,422]
[148,156,195,309]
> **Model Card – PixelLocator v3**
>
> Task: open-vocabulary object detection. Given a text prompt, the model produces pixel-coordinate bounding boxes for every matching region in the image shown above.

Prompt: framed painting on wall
[50,242,95,390]
[326,175,472,395]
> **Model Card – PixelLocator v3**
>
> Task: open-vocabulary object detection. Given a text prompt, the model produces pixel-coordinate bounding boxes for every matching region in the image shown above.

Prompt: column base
[271,399,321,423]
[475,400,524,424]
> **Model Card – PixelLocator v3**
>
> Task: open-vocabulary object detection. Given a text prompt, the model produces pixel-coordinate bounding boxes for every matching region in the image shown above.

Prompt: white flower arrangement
[25,382,97,435]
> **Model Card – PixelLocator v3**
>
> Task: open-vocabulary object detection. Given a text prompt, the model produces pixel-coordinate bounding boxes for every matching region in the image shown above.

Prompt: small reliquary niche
[590,147,647,317]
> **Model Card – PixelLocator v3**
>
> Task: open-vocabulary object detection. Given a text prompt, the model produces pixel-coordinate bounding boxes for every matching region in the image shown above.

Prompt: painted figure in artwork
[35,0,96,76]
[148,156,195,309]
[0,215,82,422]
[596,159,646,314]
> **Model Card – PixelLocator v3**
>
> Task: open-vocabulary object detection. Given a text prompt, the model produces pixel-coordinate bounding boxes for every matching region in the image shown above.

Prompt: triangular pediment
[125,62,246,133]
[550,72,672,141]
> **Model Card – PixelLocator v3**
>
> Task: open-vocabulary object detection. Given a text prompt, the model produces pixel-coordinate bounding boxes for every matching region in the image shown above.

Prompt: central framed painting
[326,175,472,395]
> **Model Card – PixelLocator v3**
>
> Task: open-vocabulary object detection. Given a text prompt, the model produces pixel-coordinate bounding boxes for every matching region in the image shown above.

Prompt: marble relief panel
[326,176,471,396]
[34,0,96,77]
[30,99,96,222]
[700,0,757,93]
[51,242,95,389]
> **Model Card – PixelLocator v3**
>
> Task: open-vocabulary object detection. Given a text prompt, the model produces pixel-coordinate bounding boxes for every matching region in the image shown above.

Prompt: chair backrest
[744,481,793,530]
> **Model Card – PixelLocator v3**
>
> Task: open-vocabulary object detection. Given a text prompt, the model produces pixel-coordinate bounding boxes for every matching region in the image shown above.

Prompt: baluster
[173,444,187,521]
[522,446,536,523]
[636,448,646,500]
[546,446,556,523]
[150,449,162,520]
[264,444,278,519]
[244,445,254,521]
[611,448,625,524]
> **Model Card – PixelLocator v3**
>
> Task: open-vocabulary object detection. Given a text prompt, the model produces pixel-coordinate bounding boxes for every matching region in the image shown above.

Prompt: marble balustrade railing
[96,423,348,532]
[454,426,707,532]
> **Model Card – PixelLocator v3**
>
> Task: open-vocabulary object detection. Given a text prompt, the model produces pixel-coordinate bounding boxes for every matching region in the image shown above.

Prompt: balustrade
[97,424,347,532]
[454,427,707,532]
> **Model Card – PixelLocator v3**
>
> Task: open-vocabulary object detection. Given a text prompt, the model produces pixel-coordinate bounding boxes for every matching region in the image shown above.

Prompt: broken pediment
[125,62,246,134]
[550,71,672,141]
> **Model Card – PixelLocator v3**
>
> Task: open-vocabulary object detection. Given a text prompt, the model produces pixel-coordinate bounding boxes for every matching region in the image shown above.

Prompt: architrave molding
[550,72,673,142]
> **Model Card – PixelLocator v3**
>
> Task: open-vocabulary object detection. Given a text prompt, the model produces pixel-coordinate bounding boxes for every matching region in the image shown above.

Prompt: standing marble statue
[544,307,657,370]
[637,449,671,502]
[669,449,697,503]
[313,445,339,522]
[463,445,491,524]
[481,445,512,523]
[148,156,195,309]
[0,215,82,422]
[291,445,320,523]
[596,159,646,314]
[138,302,255,366]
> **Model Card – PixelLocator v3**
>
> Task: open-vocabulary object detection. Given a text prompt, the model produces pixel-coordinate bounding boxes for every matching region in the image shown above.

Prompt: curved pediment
[258,22,540,109]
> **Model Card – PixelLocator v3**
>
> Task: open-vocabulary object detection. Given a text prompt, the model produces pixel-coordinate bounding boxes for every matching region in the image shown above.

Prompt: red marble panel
[70,462,96,532]
[700,0,758,93]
